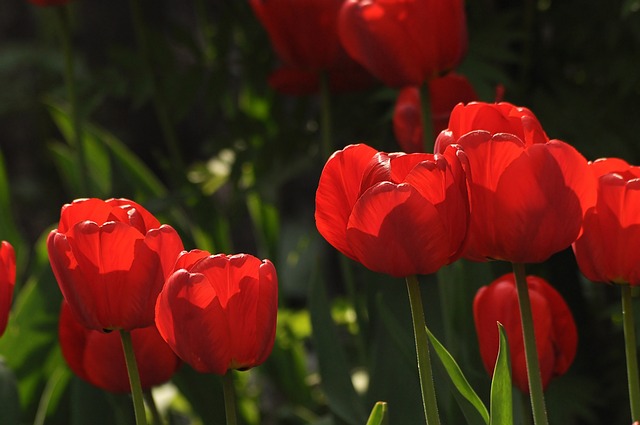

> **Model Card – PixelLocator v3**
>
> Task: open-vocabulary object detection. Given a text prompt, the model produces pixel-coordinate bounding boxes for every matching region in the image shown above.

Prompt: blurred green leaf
[0,358,20,425]
[426,328,489,425]
[490,323,513,425]
[365,402,388,425]
[0,149,27,270]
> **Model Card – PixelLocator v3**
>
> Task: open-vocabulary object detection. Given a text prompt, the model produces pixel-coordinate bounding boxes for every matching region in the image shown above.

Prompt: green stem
[129,0,185,174]
[319,71,333,159]
[405,275,441,425]
[222,370,238,425]
[512,262,548,425]
[622,285,640,421]
[143,390,162,425]
[418,82,434,153]
[55,5,89,195]
[120,330,148,425]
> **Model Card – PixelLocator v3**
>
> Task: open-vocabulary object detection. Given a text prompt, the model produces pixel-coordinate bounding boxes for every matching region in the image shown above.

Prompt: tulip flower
[435,101,596,264]
[249,0,374,95]
[393,73,478,153]
[28,0,71,6]
[155,250,278,376]
[338,0,467,87]
[573,158,640,285]
[0,241,16,337]
[315,143,469,278]
[473,273,577,393]
[47,198,184,332]
[59,301,180,393]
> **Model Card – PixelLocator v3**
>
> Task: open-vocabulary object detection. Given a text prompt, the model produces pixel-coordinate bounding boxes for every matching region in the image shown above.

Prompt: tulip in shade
[473,273,577,393]
[338,0,467,87]
[0,241,16,337]
[393,73,478,153]
[573,158,640,285]
[155,250,278,375]
[59,301,180,393]
[315,143,469,278]
[435,102,596,263]
[47,198,184,332]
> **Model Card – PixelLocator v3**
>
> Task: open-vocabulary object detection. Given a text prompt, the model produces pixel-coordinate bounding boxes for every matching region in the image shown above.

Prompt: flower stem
[622,285,640,421]
[512,262,548,425]
[120,330,148,425]
[319,71,333,159]
[55,5,89,195]
[222,370,238,425]
[405,275,441,425]
[418,82,434,153]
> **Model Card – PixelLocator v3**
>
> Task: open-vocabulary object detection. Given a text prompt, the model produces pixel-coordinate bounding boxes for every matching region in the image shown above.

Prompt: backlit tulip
[435,102,596,263]
[572,158,640,285]
[473,273,577,393]
[0,241,16,337]
[393,73,478,153]
[59,301,180,393]
[155,250,278,375]
[315,143,469,277]
[47,198,184,332]
[250,0,373,95]
[338,0,467,87]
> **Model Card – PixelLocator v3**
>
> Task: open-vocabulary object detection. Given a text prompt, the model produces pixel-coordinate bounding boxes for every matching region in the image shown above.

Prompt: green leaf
[426,328,490,425]
[365,402,388,425]
[0,149,27,269]
[490,323,513,425]
[0,358,20,425]
[309,266,366,425]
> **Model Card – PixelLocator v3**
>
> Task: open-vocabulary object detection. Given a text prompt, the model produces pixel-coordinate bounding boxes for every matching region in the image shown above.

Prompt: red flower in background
[435,102,596,263]
[0,241,16,337]
[338,0,467,87]
[28,0,70,6]
[473,273,577,393]
[47,198,184,332]
[155,250,278,375]
[315,143,469,277]
[249,0,374,95]
[393,73,478,153]
[59,302,180,393]
[573,158,640,285]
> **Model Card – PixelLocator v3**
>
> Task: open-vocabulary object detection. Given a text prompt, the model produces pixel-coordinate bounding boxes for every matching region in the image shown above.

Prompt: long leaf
[426,328,490,425]
[490,323,513,425]
[365,402,388,425]
[0,358,20,425]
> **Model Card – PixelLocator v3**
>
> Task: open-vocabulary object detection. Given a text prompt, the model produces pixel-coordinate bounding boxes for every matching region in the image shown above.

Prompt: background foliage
[0,0,640,424]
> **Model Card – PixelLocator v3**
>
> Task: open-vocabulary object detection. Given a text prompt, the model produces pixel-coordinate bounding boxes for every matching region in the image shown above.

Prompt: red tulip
[338,0,467,87]
[250,0,373,95]
[59,301,180,393]
[573,158,640,285]
[473,273,577,393]
[28,0,70,6]
[155,250,278,375]
[435,102,596,263]
[0,241,16,337]
[47,198,184,332]
[315,143,469,277]
[393,73,478,153]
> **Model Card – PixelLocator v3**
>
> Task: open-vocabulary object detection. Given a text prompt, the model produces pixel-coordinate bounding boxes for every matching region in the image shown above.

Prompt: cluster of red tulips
[2,0,638,424]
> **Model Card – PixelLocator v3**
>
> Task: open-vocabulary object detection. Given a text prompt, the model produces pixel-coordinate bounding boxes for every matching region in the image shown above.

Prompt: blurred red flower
[28,0,70,6]
[435,102,596,263]
[0,241,16,337]
[155,250,278,375]
[338,0,467,87]
[315,143,469,277]
[47,198,184,332]
[393,73,478,153]
[249,0,374,95]
[59,301,180,393]
[473,273,577,393]
[573,158,640,285]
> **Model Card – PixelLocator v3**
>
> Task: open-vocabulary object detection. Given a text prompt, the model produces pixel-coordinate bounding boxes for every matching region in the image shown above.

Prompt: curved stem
[319,71,333,159]
[120,330,148,425]
[222,370,238,425]
[405,275,441,425]
[418,82,434,153]
[622,285,640,421]
[512,262,548,425]
[55,5,89,195]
